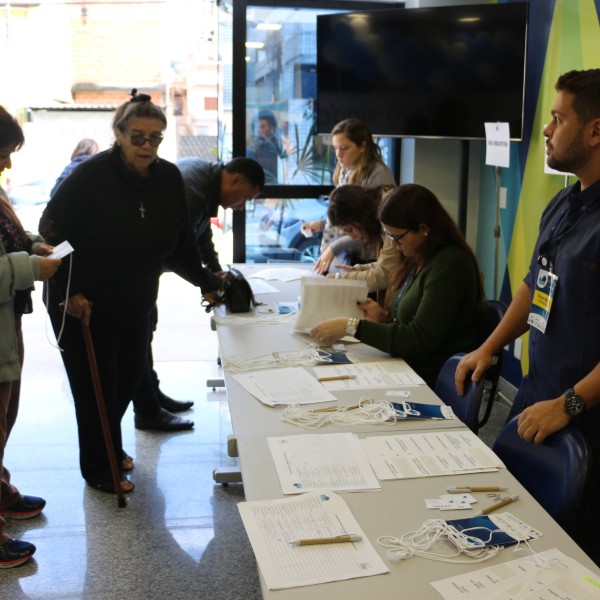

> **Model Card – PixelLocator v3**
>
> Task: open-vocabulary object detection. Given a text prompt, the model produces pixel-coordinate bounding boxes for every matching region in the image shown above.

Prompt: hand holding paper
[47,240,74,259]
[310,317,350,346]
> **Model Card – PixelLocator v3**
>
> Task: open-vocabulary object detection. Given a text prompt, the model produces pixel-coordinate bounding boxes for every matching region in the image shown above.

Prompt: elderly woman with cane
[40,90,221,495]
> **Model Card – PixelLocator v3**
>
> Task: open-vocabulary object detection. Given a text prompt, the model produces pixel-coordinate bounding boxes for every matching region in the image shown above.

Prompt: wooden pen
[474,494,519,516]
[290,534,362,546]
[317,375,356,382]
[446,486,508,493]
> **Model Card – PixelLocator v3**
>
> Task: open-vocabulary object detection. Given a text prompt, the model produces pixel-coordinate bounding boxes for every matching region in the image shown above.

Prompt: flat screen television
[316,2,528,140]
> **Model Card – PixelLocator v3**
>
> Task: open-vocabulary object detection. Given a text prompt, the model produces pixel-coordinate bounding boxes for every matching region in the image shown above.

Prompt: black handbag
[222,267,257,313]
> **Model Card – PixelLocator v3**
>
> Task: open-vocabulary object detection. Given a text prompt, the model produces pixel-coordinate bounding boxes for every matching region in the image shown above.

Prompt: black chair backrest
[434,353,483,433]
[477,300,507,365]
[476,300,508,429]
[492,417,589,529]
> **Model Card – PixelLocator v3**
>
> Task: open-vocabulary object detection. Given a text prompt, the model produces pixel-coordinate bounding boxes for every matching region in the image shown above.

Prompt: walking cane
[81,322,127,508]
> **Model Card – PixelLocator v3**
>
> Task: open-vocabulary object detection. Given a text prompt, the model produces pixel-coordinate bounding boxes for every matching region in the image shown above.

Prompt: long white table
[217,264,466,438]
[237,434,599,600]
[214,265,600,598]
[216,319,467,439]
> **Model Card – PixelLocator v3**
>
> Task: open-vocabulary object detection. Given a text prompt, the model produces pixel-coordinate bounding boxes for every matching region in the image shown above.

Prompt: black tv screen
[317,3,528,140]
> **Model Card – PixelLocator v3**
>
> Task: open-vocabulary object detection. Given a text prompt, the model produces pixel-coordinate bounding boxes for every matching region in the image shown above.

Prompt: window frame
[226,0,403,261]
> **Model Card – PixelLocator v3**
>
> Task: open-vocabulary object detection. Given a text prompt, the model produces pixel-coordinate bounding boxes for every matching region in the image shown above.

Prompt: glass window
[217,1,398,263]
[245,196,328,263]
[244,6,336,185]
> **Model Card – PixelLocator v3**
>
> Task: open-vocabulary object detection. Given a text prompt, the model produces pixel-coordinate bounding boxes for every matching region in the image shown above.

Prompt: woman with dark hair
[0,106,61,567]
[302,118,396,274]
[51,138,100,195]
[311,183,484,387]
[39,90,221,494]
[325,184,396,292]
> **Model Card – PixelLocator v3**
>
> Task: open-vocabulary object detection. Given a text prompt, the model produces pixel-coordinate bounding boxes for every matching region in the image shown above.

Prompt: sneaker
[0,495,46,520]
[0,538,36,568]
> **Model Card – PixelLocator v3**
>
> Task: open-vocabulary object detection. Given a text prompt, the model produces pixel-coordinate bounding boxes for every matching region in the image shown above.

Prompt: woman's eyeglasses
[384,229,412,243]
[130,134,164,147]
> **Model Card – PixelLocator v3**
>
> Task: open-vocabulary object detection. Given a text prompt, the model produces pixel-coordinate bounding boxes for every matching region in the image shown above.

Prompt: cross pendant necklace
[139,201,146,219]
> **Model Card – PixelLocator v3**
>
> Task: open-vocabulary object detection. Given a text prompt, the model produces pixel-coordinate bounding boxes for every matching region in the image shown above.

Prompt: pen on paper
[474,494,519,516]
[318,375,356,382]
[289,534,362,546]
[447,486,508,493]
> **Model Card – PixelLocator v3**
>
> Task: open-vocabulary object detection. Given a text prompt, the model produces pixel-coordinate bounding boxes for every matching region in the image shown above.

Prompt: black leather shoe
[158,393,194,413]
[134,408,194,431]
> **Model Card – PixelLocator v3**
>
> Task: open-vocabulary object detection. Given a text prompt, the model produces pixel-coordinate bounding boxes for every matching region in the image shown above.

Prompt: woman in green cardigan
[310,183,485,388]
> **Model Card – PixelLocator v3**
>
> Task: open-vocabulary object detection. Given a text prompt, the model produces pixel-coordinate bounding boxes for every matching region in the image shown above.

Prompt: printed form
[294,278,367,332]
[238,490,389,590]
[268,432,381,494]
[362,430,503,480]
[312,360,425,390]
[231,367,336,406]
[431,548,600,600]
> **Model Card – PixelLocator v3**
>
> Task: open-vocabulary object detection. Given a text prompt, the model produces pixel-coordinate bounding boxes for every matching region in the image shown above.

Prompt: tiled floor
[2,273,262,599]
[2,270,514,598]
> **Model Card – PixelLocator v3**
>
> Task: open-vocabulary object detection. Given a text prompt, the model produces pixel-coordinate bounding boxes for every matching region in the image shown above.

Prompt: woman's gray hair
[112,89,167,134]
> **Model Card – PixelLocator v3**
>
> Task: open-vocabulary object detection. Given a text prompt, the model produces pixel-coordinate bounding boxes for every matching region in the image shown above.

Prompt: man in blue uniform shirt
[456,68,600,564]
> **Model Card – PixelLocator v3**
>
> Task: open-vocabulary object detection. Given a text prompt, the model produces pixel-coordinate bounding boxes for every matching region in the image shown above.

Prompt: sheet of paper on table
[431,547,600,600]
[238,490,389,590]
[312,360,425,390]
[267,432,381,494]
[362,430,503,480]
[249,267,315,281]
[248,278,280,294]
[230,366,336,406]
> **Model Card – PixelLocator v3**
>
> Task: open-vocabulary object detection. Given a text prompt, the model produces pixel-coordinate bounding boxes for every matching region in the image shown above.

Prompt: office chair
[493,417,590,530]
[476,300,508,429]
[434,353,484,433]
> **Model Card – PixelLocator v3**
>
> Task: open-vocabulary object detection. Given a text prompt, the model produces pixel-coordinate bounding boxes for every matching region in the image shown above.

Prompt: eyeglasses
[130,133,163,147]
[384,229,412,243]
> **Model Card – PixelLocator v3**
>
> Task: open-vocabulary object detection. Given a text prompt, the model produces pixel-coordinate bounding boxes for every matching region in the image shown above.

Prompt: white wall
[399,138,481,250]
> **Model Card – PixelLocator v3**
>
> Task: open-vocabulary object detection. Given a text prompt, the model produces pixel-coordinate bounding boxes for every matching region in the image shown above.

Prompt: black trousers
[48,305,150,485]
[131,305,163,417]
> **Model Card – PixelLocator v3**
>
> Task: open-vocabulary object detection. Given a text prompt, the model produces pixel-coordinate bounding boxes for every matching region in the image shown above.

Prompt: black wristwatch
[564,388,585,417]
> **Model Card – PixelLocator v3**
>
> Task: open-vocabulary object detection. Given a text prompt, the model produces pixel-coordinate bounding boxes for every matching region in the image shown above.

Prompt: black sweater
[40,145,219,323]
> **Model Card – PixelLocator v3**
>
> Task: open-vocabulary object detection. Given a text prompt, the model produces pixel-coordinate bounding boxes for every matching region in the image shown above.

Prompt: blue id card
[527,268,558,334]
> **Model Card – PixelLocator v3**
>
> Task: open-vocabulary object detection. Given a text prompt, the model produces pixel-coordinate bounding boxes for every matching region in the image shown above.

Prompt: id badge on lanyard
[527,268,558,334]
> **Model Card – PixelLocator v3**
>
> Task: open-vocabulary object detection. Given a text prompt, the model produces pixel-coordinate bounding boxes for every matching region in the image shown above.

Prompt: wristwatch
[564,388,585,417]
[345,317,359,337]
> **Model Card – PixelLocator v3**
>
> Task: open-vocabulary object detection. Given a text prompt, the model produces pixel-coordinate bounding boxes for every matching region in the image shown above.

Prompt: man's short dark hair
[225,157,265,191]
[555,69,600,124]
[257,110,277,130]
